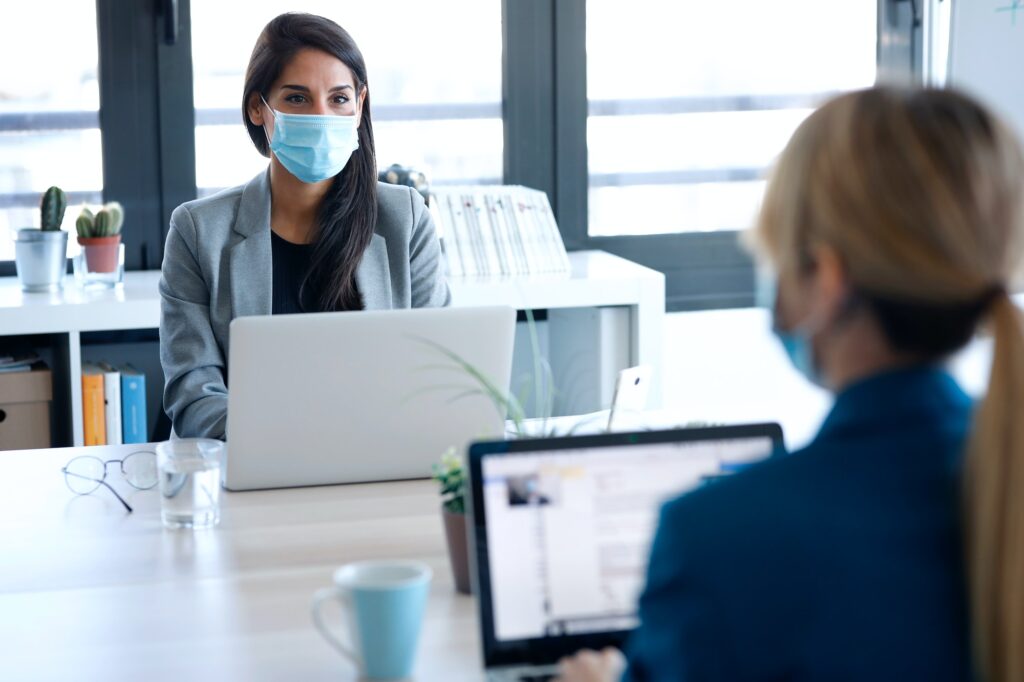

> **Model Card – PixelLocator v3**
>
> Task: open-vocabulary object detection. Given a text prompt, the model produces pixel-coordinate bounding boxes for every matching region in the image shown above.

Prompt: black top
[271,231,317,314]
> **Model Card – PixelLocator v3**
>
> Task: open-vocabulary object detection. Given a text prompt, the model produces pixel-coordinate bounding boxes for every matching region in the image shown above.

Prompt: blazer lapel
[227,170,391,314]
[229,170,273,319]
[355,234,392,310]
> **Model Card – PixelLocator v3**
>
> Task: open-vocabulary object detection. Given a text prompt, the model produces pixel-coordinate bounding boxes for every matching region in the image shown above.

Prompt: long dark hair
[243,12,377,311]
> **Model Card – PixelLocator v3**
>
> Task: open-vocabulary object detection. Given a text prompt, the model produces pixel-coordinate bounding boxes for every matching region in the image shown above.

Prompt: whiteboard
[949,0,1024,138]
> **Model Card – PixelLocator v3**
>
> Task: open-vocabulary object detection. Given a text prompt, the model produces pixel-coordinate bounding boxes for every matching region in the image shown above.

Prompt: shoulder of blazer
[375,182,422,242]
[171,183,246,241]
[171,170,270,242]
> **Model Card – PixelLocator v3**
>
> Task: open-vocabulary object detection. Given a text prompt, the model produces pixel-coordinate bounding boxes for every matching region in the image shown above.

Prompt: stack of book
[428,186,571,278]
[81,363,147,445]
[0,353,42,374]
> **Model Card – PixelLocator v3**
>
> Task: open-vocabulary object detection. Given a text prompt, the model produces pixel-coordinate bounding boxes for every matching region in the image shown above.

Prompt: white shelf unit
[0,250,664,447]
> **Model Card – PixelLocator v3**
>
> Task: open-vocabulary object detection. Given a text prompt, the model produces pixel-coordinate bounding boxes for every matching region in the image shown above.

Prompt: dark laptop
[467,424,785,681]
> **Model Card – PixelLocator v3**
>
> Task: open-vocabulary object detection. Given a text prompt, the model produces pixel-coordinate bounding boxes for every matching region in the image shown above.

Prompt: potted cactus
[75,202,124,273]
[13,186,69,292]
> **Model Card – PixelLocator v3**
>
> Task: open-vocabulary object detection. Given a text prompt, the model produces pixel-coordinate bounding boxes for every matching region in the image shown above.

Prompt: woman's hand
[555,647,626,682]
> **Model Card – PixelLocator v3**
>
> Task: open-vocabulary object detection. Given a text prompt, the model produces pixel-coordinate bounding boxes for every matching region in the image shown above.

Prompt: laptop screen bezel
[467,423,785,668]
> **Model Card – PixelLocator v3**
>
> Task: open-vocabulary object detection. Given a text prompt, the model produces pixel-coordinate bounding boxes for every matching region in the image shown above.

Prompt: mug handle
[311,587,360,664]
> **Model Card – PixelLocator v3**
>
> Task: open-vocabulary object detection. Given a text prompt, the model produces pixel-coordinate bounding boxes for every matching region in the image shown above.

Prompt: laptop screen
[468,424,784,667]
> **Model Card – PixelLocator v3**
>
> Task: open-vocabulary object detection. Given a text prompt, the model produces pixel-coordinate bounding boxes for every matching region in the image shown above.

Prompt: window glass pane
[0,2,101,261]
[587,0,876,237]
[191,1,503,196]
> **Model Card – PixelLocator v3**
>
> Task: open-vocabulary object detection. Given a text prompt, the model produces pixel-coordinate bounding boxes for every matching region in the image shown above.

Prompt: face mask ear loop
[259,95,275,148]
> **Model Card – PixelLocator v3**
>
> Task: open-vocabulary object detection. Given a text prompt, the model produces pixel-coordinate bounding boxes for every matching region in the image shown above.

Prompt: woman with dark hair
[159,13,449,439]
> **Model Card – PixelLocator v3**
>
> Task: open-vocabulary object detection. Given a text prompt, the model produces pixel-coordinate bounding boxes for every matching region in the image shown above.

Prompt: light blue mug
[312,561,432,679]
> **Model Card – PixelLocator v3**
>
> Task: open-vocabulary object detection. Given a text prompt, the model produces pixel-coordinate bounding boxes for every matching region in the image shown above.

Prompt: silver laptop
[467,424,784,680]
[224,306,516,491]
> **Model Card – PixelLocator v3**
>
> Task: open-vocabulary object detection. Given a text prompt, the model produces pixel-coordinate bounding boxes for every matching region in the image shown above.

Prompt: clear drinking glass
[156,438,223,529]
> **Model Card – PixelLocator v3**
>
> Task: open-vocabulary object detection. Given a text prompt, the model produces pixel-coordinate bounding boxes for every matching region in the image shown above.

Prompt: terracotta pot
[78,235,121,273]
[442,507,472,594]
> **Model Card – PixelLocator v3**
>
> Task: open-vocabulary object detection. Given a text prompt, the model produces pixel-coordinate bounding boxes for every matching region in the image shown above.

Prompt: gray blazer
[159,170,451,440]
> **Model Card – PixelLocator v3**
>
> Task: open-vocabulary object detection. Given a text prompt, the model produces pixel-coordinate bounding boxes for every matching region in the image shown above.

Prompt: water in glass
[157,441,222,529]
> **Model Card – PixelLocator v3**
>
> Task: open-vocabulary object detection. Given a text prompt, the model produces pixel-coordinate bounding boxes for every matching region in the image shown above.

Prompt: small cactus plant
[76,202,124,238]
[75,207,94,236]
[40,186,67,231]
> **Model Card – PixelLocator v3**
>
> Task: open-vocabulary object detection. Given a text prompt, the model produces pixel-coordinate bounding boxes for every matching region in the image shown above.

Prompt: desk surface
[0,444,483,681]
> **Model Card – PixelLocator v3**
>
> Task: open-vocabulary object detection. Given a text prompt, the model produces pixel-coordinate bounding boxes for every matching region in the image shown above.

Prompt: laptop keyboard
[489,665,560,681]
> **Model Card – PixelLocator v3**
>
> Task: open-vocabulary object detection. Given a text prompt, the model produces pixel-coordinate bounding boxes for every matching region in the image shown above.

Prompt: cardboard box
[0,368,52,451]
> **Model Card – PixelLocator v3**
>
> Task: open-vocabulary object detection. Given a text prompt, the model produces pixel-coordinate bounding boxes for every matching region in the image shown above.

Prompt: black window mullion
[154,0,197,265]
[96,0,195,272]
[552,0,588,250]
[96,0,161,271]
[502,0,557,209]
[502,0,588,250]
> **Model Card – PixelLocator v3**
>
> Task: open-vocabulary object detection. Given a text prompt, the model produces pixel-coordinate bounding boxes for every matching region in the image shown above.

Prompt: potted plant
[75,202,123,273]
[13,186,69,292]
[427,310,549,594]
[433,448,472,594]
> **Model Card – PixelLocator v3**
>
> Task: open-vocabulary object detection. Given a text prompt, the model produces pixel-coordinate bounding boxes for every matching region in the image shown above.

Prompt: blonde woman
[558,87,1024,681]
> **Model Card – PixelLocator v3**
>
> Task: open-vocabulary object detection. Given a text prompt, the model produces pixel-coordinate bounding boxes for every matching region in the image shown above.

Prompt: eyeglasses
[61,451,158,513]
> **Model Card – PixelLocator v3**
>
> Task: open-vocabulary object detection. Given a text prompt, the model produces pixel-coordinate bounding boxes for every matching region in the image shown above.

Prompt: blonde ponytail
[967,293,1024,682]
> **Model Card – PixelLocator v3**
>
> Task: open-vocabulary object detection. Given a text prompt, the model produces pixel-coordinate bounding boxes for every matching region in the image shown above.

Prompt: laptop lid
[225,306,516,490]
[467,424,785,669]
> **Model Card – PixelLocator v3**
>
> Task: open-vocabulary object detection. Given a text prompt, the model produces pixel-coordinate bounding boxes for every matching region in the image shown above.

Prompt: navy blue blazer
[624,366,974,681]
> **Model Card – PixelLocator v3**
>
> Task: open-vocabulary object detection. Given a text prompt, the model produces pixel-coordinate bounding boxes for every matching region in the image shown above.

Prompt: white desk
[0,444,483,681]
[0,250,664,446]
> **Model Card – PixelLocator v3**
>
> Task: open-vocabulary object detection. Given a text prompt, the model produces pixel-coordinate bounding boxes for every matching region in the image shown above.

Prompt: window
[2,0,919,312]
[0,2,101,261]
[190,0,503,197]
[586,0,877,237]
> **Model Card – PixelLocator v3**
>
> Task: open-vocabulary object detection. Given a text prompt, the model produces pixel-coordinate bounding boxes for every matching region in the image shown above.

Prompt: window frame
[0,0,196,277]
[504,0,923,311]
[96,0,197,272]
[3,0,922,313]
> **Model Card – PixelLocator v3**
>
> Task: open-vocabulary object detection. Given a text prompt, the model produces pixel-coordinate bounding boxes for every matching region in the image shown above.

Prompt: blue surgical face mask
[261,97,360,183]
[756,269,822,386]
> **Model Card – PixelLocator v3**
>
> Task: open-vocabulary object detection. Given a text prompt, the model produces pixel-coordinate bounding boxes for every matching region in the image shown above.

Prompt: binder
[99,363,122,446]
[486,194,514,276]
[430,198,463,278]
[470,193,502,275]
[502,190,529,274]
[81,363,106,446]
[448,194,478,277]
[430,186,570,278]
[120,365,147,445]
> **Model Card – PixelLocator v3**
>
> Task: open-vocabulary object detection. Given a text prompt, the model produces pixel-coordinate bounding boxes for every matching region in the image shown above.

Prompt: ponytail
[755,87,1024,679]
[966,292,1024,682]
